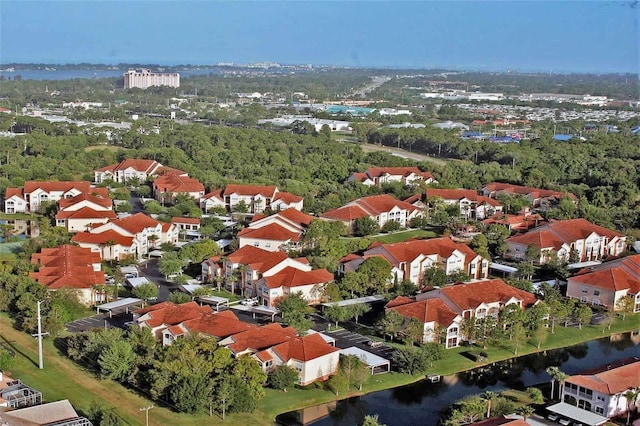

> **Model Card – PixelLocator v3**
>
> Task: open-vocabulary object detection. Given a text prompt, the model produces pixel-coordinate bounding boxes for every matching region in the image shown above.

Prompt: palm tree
[105,239,116,261]
[516,406,535,422]
[556,371,569,400]
[481,390,499,418]
[147,234,159,250]
[237,264,249,297]
[625,387,640,425]
[546,366,560,399]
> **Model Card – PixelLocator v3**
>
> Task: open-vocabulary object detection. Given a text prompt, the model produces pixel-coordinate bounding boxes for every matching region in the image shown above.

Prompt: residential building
[29,245,107,305]
[560,358,640,418]
[406,188,503,220]
[237,208,315,252]
[566,255,640,312]
[94,159,187,184]
[71,229,137,261]
[123,68,180,89]
[481,208,546,232]
[344,237,489,286]
[82,213,178,258]
[133,301,212,340]
[257,267,334,308]
[171,217,201,232]
[347,167,437,187]
[161,310,253,346]
[470,417,528,426]
[0,372,42,409]
[152,174,205,204]
[481,182,576,209]
[0,399,92,426]
[55,208,117,232]
[218,323,298,357]
[200,189,225,213]
[385,297,463,348]
[200,184,303,214]
[4,181,105,214]
[254,333,340,385]
[321,194,422,232]
[271,191,304,211]
[505,219,626,265]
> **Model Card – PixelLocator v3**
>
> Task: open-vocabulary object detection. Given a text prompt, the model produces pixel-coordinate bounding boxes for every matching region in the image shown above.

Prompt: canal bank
[276,330,640,425]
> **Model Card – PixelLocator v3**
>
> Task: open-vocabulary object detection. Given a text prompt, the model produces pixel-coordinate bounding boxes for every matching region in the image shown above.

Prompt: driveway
[65,310,133,333]
[326,328,397,363]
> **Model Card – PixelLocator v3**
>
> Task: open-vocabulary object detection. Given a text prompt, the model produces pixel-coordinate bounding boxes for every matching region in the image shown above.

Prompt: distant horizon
[1,1,638,74]
[1,61,637,77]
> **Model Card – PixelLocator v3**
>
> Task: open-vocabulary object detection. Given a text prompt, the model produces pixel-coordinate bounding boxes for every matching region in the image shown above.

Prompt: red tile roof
[138,301,212,328]
[226,246,288,272]
[483,182,575,200]
[507,218,624,250]
[365,237,476,265]
[55,207,117,221]
[224,323,297,354]
[385,296,415,308]
[566,359,640,395]
[271,333,339,362]
[112,213,163,234]
[23,180,92,194]
[29,245,104,290]
[171,217,201,225]
[277,208,315,226]
[366,167,434,180]
[224,184,277,197]
[472,418,528,426]
[71,229,135,247]
[321,204,370,222]
[97,159,160,174]
[201,189,223,200]
[181,310,255,339]
[263,267,334,289]
[58,192,112,210]
[238,223,301,242]
[569,254,640,293]
[388,298,458,327]
[4,187,24,200]
[424,189,502,207]
[273,192,303,204]
[434,279,538,311]
[153,174,204,193]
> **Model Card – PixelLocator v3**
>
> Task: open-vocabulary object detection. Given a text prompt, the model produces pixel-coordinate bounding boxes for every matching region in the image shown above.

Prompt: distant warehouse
[123,68,180,89]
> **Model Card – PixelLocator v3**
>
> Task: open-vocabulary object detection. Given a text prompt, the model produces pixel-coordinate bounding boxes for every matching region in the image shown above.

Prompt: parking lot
[65,309,134,333]
[327,328,397,361]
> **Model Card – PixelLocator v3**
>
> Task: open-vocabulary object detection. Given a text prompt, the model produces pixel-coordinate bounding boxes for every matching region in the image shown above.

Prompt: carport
[96,298,144,318]
[339,346,390,374]
[321,295,385,309]
[489,262,517,276]
[546,403,608,426]
[120,265,139,277]
[179,283,203,295]
[198,295,229,311]
[126,277,151,288]
[251,306,278,321]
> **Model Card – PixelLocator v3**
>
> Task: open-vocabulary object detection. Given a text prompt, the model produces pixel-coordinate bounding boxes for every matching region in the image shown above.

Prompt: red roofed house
[71,229,138,261]
[161,310,254,346]
[258,267,334,308]
[347,167,437,187]
[413,278,538,347]
[83,212,178,258]
[152,174,205,205]
[201,184,303,214]
[481,182,576,210]
[321,194,422,233]
[218,323,298,357]
[94,159,187,184]
[345,237,488,286]
[221,245,313,297]
[561,358,640,418]
[254,333,340,386]
[55,203,117,232]
[29,245,107,305]
[171,217,201,232]
[238,208,315,252]
[567,255,640,312]
[407,188,503,220]
[471,417,528,426]
[481,208,545,232]
[133,301,213,340]
[385,296,463,348]
[505,219,626,265]
[4,181,99,214]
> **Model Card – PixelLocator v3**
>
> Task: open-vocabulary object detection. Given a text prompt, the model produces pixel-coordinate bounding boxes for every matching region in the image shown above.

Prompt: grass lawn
[0,213,36,220]
[341,229,438,246]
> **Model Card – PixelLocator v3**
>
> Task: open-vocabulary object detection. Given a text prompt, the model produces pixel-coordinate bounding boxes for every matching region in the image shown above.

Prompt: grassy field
[0,213,36,220]
[1,313,637,425]
[341,229,438,246]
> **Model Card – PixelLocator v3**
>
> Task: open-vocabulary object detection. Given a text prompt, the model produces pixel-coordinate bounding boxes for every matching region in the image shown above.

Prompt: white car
[241,298,258,306]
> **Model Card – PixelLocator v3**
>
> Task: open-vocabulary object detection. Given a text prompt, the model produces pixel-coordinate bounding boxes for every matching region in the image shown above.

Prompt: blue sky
[1,1,638,73]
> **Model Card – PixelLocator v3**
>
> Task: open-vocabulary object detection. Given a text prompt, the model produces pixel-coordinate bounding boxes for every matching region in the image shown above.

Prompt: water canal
[277,331,640,426]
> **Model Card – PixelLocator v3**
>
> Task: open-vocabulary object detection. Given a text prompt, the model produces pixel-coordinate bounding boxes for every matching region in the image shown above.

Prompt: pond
[277,331,640,426]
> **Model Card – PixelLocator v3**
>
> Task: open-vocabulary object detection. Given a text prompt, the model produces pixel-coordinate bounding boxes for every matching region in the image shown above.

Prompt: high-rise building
[123,68,180,89]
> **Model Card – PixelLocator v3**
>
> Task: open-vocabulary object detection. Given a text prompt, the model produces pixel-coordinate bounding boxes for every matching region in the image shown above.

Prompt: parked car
[241,298,258,306]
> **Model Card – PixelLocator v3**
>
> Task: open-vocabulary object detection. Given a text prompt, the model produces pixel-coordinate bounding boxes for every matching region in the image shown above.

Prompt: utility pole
[32,301,49,369]
[140,405,154,426]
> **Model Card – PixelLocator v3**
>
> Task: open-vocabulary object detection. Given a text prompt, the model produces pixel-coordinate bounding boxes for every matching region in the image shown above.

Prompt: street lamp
[140,405,153,426]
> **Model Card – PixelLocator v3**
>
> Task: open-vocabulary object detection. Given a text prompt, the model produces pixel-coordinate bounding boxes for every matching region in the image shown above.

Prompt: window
[578,400,592,411]
[595,406,604,415]
[582,287,588,294]
[594,290,600,296]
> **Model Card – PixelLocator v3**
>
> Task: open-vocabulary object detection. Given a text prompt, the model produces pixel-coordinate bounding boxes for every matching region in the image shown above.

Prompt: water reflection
[277,331,640,426]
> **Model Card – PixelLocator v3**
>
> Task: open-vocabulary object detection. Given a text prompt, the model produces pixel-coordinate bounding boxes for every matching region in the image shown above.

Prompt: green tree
[516,405,535,421]
[267,365,299,392]
[324,305,351,327]
[361,414,386,426]
[392,346,428,375]
[353,217,379,237]
[158,252,185,278]
[624,387,640,425]
[340,354,370,391]
[616,295,635,320]
[573,304,592,329]
[346,303,372,324]
[98,339,136,381]
[402,317,424,345]
[277,292,312,333]
[132,282,159,302]
[422,342,446,367]
[168,291,192,303]
[423,267,446,287]
[481,390,499,418]
[377,310,404,342]
[327,373,348,396]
